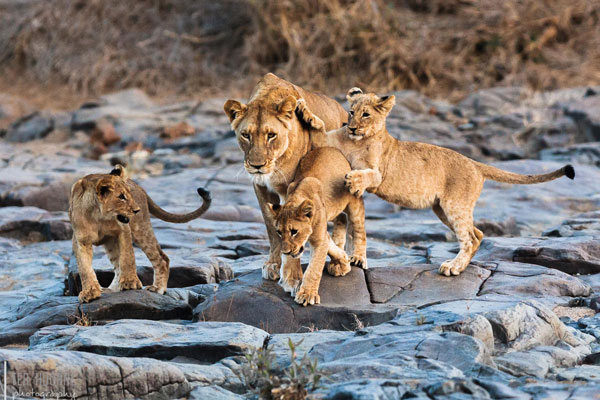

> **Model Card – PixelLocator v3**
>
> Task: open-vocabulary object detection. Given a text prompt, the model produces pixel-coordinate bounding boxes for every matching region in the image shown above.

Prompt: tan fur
[69,165,211,302]
[223,73,347,284]
[304,88,575,277]
[266,147,367,306]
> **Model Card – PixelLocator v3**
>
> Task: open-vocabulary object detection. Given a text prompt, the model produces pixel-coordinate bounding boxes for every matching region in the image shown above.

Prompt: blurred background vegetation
[0,0,598,106]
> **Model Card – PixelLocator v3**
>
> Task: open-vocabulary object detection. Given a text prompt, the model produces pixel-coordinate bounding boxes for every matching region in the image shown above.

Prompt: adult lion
[224,73,347,283]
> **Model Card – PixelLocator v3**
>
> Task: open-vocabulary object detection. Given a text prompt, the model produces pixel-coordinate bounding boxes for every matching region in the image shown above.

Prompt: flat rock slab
[0,290,192,346]
[194,268,399,333]
[0,348,191,399]
[29,320,268,363]
[474,236,600,274]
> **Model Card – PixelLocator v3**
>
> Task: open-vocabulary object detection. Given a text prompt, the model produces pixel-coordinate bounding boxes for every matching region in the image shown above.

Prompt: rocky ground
[0,86,600,399]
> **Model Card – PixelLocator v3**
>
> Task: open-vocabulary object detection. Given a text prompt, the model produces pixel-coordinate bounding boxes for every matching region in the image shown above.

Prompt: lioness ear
[277,96,297,120]
[96,180,112,197]
[224,100,248,123]
[298,199,313,219]
[346,87,363,103]
[266,203,281,218]
[110,164,128,179]
[375,95,395,115]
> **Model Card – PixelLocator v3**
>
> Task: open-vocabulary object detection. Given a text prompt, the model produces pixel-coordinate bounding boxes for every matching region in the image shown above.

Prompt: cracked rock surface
[1,86,600,398]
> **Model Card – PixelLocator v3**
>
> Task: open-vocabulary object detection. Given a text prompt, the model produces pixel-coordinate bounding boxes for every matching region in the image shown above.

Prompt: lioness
[299,89,575,277]
[69,165,211,302]
[266,147,368,305]
[224,73,347,289]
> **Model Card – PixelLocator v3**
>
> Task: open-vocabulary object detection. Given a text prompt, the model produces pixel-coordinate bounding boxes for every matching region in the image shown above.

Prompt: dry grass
[0,0,598,103]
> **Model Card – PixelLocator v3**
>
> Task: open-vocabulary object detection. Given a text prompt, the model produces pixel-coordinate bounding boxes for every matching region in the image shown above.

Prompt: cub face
[345,87,396,141]
[224,96,298,179]
[95,172,140,224]
[267,200,314,258]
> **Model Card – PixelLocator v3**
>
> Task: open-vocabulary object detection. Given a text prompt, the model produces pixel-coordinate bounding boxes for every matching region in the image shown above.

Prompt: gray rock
[0,348,191,399]
[540,141,600,168]
[553,365,600,382]
[0,206,72,243]
[495,350,554,378]
[325,379,409,399]
[30,320,268,363]
[187,385,243,400]
[195,268,399,333]
[5,111,54,142]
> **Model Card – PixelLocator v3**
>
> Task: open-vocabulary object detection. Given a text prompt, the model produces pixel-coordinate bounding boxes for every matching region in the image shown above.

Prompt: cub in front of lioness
[69,165,211,303]
[298,90,575,277]
[266,146,367,306]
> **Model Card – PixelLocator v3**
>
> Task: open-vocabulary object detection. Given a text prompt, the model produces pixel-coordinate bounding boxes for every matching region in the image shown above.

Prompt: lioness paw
[79,284,102,303]
[294,287,320,307]
[146,285,167,295]
[119,276,143,291]
[350,255,368,270]
[327,256,351,277]
[345,171,366,197]
[439,260,465,276]
[262,262,280,281]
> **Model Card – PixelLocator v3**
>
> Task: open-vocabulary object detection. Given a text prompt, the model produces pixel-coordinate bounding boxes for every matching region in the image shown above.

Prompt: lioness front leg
[345,169,382,197]
[346,198,368,269]
[73,237,101,303]
[295,241,328,306]
[326,234,350,277]
[117,228,143,290]
[254,183,282,280]
[279,255,303,295]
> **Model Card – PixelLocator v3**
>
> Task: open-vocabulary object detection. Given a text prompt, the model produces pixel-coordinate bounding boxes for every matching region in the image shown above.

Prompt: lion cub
[266,147,367,306]
[298,90,575,277]
[69,165,211,302]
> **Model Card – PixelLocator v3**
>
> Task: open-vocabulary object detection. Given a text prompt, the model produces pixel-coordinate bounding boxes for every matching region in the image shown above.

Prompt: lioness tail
[475,162,575,184]
[147,188,212,223]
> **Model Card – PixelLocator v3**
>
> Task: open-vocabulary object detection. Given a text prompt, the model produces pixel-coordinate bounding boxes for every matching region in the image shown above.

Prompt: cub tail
[146,188,212,223]
[475,162,575,184]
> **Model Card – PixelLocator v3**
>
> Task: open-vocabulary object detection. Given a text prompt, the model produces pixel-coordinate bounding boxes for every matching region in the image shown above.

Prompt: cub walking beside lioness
[298,89,575,277]
[266,146,368,306]
[69,165,211,303]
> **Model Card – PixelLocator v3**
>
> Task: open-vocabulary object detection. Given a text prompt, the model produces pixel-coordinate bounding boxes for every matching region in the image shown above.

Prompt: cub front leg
[73,237,101,303]
[345,169,382,197]
[117,228,142,290]
[254,183,282,280]
[295,241,328,306]
[346,198,368,269]
[279,255,303,295]
[326,234,350,277]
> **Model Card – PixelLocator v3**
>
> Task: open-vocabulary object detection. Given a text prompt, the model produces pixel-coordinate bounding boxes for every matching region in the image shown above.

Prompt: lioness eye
[240,132,250,140]
[119,194,126,200]
[276,230,282,236]
[362,112,370,118]
[291,229,298,236]
[267,132,277,140]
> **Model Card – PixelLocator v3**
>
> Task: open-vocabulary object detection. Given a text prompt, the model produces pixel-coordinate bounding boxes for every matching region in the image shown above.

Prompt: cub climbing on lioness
[266,146,367,306]
[297,90,575,277]
[69,165,211,303]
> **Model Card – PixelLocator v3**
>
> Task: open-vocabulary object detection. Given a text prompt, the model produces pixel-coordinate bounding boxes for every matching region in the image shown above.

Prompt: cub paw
[294,286,320,307]
[119,276,143,291]
[262,262,280,281]
[327,255,351,277]
[350,255,368,270]
[279,277,302,295]
[145,285,167,295]
[79,284,102,303]
[344,171,366,197]
[439,260,465,276]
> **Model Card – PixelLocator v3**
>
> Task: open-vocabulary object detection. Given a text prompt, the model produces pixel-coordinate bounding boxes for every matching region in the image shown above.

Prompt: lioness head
[267,200,314,258]
[96,166,140,224]
[223,93,300,180]
[345,87,395,141]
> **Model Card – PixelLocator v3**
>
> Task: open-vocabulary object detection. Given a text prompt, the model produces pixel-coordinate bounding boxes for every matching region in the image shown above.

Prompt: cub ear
[298,199,313,219]
[277,96,297,120]
[346,87,363,103]
[110,164,128,179]
[224,100,248,123]
[266,203,281,218]
[375,95,396,115]
[96,180,112,197]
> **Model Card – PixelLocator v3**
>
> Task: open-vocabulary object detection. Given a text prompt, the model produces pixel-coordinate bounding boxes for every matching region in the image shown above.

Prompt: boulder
[5,111,55,142]
[0,206,72,243]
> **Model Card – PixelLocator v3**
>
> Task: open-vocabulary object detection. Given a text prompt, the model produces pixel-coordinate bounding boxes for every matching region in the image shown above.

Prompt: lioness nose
[349,127,357,133]
[249,162,266,169]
